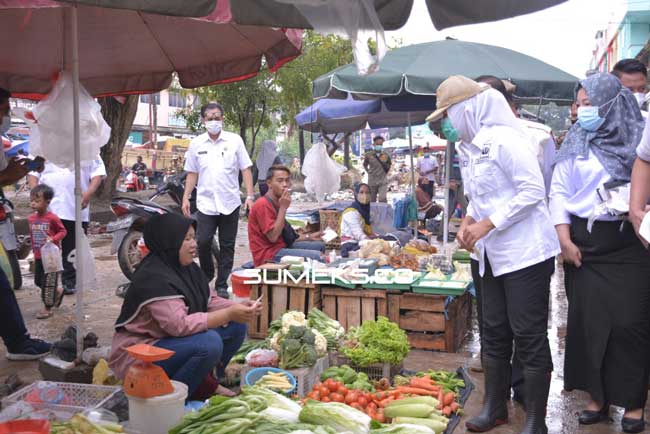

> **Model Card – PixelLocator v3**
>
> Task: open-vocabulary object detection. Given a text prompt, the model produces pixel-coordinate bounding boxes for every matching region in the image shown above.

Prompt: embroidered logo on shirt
[198,151,208,155]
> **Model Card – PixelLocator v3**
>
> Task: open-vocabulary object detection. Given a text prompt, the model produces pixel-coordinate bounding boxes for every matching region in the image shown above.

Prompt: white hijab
[447,88,523,144]
[256,140,278,181]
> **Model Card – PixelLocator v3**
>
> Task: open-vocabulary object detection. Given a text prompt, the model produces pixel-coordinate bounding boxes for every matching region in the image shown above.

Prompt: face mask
[577,106,605,131]
[0,116,10,135]
[205,120,222,135]
[441,117,459,142]
[423,153,430,158]
[634,92,646,108]
[374,146,383,152]
[357,193,370,204]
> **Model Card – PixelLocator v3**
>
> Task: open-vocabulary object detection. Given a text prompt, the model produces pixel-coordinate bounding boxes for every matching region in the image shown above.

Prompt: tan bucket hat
[426,75,490,122]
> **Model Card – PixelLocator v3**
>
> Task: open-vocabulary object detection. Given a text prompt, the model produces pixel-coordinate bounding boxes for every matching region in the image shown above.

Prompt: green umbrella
[313,39,578,104]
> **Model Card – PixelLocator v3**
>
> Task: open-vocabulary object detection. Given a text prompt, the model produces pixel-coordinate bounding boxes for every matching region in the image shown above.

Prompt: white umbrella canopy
[0,0,302,99]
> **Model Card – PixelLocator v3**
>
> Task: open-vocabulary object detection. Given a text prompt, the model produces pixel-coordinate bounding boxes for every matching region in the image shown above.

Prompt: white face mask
[634,92,646,108]
[0,116,10,135]
[205,120,222,135]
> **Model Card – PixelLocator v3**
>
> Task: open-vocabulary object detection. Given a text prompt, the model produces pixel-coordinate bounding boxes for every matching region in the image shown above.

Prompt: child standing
[28,184,67,319]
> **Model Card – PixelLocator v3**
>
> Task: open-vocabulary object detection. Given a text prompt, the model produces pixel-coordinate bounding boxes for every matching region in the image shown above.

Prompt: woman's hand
[560,238,582,267]
[227,302,261,323]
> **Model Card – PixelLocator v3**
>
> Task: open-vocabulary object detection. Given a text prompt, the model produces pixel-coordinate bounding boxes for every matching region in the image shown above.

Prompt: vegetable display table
[246,282,321,339]
[320,287,389,330]
[388,292,472,352]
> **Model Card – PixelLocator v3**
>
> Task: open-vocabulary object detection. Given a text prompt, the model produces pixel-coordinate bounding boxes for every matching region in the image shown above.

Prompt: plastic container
[127,380,187,434]
[244,367,297,395]
[231,269,257,297]
[0,419,50,434]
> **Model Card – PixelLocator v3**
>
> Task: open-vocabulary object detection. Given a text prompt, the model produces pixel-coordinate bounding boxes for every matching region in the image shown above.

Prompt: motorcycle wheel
[118,230,143,281]
[8,249,22,290]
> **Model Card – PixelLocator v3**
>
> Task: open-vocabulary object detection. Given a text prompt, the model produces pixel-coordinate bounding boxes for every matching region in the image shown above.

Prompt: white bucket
[127,380,188,434]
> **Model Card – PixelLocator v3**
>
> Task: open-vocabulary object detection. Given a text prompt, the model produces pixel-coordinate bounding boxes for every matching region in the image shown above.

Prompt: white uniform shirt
[31,159,107,222]
[458,125,560,277]
[340,209,369,242]
[636,111,650,162]
[519,119,556,195]
[184,131,253,216]
[548,149,618,225]
[417,156,439,182]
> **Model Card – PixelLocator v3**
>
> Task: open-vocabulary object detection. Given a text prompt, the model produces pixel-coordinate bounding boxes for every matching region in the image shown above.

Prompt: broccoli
[287,325,306,340]
[303,345,318,365]
[302,328,316,345]
[281,338,302,354]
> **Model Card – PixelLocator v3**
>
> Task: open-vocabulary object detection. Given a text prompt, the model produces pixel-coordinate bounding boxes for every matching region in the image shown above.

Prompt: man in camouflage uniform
[363,136,392,203]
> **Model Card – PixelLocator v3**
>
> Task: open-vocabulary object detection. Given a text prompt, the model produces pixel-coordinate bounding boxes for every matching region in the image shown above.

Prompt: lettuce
[299,401,371,434]
[342,317,409,366]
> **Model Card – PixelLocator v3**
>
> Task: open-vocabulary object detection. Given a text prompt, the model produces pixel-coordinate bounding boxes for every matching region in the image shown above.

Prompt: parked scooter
[0,193,23,290]
[108,172,219,280]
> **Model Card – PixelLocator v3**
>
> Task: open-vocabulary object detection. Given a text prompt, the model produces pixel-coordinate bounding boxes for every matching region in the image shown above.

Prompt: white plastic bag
[41,241,63,274]
[67,233,97,291]
[31,71,111,169]
[302,142,345,202]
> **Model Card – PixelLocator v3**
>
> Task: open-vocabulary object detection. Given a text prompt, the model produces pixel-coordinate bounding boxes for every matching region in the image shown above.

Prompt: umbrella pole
[407,113,417,240]
[71,6,85,361]
[443,140,452,247]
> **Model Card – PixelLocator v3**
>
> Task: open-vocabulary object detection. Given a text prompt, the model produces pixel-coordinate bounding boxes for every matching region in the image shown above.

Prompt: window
[168,113,187,127]
[168,92,186,108]
[140,93,160,105]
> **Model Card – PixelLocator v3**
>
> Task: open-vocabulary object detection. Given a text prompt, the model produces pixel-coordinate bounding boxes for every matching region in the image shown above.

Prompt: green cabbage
[299,401,371,434]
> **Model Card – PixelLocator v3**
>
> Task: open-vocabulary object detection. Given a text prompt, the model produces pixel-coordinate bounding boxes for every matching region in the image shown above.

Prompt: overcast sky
[387,0,625,78]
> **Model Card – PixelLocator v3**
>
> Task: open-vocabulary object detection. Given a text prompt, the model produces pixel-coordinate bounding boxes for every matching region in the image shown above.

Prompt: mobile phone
[26,157,44,172]
[253,295,263,306]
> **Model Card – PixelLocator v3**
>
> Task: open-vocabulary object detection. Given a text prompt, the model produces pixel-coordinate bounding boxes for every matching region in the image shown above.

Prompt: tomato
[345,391,359,404]
[323,378,335,388]
[318,386,330,397]
[367,402,378,412]
[330,392,344,403]
[350,402,363,410]
[358,396,368,407]
[313,382,323,389]
[337,385,349,396]
[328,381,341,392]
[321,396,331,403]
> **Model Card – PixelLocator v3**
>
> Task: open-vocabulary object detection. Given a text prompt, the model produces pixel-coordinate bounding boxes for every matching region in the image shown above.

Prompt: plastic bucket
[127,380,187,434]
[231,269,257,297]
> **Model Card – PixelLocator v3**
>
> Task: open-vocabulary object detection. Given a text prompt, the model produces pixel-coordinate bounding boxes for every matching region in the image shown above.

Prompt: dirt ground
[1,188,649,433]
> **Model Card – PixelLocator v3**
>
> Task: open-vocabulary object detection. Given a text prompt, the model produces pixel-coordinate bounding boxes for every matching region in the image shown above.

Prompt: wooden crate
[320,287,389,330]
[246,282,321,339]
[388,292,472,352]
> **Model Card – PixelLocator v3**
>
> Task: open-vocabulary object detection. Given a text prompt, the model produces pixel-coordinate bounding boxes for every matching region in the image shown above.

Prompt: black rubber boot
[466,357,510,432]
[519,369,550,434]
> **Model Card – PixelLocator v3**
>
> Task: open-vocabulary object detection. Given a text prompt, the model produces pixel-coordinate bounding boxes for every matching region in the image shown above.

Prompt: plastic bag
[67,233,96,290]
[245,349,279,367]
[41,241,63,274]
[30,71,111,169]
[302,143,345,202]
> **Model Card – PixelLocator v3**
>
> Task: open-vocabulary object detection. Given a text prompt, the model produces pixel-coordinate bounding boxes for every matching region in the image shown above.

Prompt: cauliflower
[281,311,307,334]
[313,329,328,356]
[270,331,282,352]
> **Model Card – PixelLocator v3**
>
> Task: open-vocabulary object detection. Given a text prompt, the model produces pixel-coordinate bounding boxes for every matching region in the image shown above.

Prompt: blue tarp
[295,95,435,134]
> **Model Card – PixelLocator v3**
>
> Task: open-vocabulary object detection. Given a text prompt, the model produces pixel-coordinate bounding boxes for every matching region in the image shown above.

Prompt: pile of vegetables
[269,312,328,369]
[320,365,374,392]
[384,397,449,433]
[51,414,125,434]
[255,371,294,393]
[342,317,409,366]
[307,308,345,350]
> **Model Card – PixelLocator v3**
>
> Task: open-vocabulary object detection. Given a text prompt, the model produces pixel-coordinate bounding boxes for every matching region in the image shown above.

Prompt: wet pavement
[1,213,649,432]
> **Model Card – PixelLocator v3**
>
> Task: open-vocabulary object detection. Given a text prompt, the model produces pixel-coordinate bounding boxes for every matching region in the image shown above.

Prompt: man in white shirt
[630,111,650,243]
[28,157,106,294]
[416,146,438,199]
[182,102,255,298]
[612,59,648,117]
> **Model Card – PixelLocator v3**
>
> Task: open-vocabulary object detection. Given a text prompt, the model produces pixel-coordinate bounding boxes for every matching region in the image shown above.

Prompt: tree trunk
[299,129,305,165]
[97,95,139,199]
[344,134,350,169]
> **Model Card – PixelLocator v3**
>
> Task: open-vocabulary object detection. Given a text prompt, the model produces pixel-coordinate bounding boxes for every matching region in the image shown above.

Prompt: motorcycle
[108,172,219,280]
[0,194,23,290]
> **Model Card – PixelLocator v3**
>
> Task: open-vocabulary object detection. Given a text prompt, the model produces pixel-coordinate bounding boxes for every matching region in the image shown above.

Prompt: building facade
[130,90,197,144]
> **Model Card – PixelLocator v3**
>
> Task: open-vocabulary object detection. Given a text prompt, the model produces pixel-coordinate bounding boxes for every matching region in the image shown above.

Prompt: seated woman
[109,213,260,400]
[339,183,376,256]
[416,177,444,220]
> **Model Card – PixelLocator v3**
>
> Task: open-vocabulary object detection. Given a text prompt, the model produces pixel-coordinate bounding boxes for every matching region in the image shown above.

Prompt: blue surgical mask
[424,153,430,158]
[374,145,383,152]
[441,117,459,142]
[577,106,604,131]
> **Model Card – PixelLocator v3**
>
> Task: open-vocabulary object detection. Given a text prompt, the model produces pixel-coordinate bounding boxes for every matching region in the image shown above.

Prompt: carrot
[437,389,444,409]
[450,402,460,413]
[409,377,439,391]
[395,386,439,397]
[442,405,453,417]
[443,392,455,407]
[378,396,395,407]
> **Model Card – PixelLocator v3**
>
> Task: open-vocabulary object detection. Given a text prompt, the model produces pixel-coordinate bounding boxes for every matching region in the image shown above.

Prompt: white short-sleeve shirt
[31,158,107,222]
[184,131,253,216]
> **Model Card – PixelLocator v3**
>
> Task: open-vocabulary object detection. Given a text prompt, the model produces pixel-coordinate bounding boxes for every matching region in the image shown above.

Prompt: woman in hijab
[256,140,281,196]
[339,183,375,256]
[549,73,649,433]
[428,76,560,434]
[109,213,260,399]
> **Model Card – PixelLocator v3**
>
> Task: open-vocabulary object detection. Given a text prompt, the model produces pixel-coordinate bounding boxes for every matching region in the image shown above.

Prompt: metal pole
[71,6,85,361]
[443,140,452,247]
[407,113,417,240]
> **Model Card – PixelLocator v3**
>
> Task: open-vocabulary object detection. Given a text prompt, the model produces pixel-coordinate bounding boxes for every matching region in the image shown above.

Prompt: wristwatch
[246,195,255,201]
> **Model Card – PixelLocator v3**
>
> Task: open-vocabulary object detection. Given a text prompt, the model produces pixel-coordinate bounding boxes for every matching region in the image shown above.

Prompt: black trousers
[481,255,554,373]
[61,220,89,290]
[196,208,239,289]
[0,266,29,351]
[472,259,525,389]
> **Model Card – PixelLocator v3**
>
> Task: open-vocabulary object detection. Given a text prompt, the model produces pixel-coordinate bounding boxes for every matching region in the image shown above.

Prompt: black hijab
[348,183,371,226]
[115,213,210,328]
